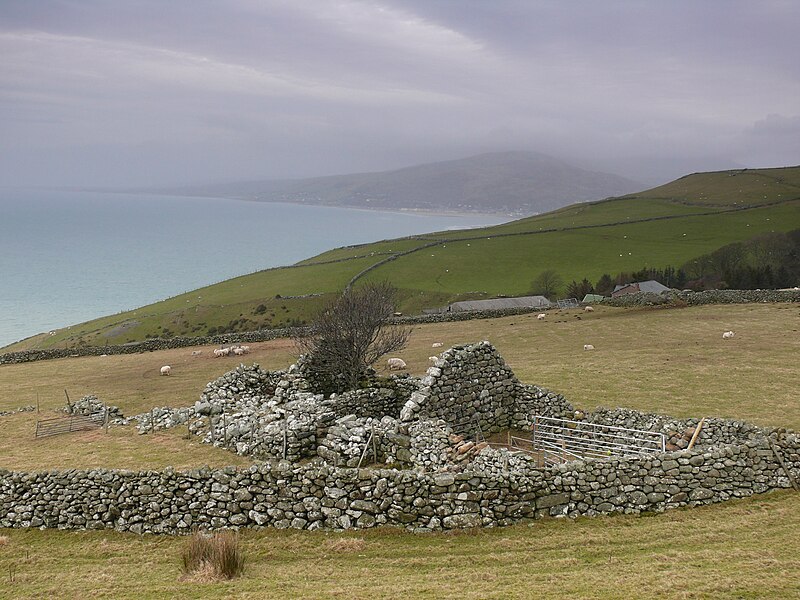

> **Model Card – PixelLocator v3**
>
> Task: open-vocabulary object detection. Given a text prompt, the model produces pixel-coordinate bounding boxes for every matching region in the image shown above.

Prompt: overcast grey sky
[2,0,798,187]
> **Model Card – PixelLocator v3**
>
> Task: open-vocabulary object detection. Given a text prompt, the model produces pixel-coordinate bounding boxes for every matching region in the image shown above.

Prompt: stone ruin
[1,341,797,533]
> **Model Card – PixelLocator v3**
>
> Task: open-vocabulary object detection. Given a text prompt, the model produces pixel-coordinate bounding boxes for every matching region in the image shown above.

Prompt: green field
[5,165,799,352]
[1,303,799,598]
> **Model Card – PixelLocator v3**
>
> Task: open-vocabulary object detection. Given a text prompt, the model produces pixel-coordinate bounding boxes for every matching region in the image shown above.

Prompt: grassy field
[6,165,799,352]
[1,489,798,599]
[1,303,799,598]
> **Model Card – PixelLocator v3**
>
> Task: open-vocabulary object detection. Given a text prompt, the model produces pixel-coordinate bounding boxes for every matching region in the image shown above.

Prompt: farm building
[446,295,551,313]
[611,279,671,298]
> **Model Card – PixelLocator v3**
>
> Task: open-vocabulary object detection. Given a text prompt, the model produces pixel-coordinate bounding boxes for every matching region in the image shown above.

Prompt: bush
[181,531,245,581]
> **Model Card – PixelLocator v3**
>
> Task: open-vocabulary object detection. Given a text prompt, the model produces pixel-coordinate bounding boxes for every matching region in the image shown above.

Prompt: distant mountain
[161,151,643,215]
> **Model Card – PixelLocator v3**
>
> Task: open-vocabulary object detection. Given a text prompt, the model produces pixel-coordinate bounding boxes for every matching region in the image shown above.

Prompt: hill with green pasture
[7,165,800,351]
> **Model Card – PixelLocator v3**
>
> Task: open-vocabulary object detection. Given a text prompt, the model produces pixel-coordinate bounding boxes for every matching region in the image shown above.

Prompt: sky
[1,0,799,188]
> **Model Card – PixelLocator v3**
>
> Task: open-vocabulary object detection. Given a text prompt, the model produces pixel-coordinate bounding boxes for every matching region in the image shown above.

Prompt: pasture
[1,302,798,598]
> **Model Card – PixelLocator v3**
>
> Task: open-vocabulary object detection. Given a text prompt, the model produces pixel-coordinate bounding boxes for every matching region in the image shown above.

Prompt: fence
[531,415,665,466]
[556,298,579,309]
[35,411,107,438]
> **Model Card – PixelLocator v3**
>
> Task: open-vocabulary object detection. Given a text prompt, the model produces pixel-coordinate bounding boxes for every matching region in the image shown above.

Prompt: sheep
[722,331,735,340]
[583,344,595,351]
[387,357,407,370]
[537,313,546,320]
[160,365,171,376]
[584,306,594,312]
[191,350,202,356]
[233,347,245,356]
[431,342,443,348]
[213,348,226,358]
[240,345,250,353]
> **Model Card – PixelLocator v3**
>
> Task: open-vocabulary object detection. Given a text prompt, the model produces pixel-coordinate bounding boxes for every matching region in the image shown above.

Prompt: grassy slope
[5,166,800,351]
[0,303,799,599]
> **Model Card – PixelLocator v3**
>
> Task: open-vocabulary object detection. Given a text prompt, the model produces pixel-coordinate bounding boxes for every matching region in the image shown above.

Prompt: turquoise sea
[0,189,505,347]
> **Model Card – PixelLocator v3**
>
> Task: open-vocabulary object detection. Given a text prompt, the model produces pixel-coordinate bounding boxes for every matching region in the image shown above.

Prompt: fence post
[104,408,109,433]
[150,408,155,434]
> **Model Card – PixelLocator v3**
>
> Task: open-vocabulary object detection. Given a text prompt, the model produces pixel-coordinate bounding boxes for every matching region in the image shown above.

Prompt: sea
[0,188,505,348]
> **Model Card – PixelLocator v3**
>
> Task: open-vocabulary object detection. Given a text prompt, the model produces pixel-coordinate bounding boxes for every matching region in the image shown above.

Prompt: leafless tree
[530,269,563,300]
[295,282,410,393]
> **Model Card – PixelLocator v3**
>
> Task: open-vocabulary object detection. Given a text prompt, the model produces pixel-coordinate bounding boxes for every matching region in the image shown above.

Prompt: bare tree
[530,269,563,300]
[295,281,410,393]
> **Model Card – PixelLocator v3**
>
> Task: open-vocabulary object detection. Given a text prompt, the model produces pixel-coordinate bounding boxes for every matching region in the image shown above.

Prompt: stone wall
[1,431,797,533]
[399,341,572,434]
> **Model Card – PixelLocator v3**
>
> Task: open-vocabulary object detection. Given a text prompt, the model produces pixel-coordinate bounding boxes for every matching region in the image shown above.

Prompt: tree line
[530,229,799,300]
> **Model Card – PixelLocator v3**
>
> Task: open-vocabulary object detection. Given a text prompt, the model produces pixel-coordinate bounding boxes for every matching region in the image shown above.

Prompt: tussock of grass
[180,531,245,582]
[0,535,9,546]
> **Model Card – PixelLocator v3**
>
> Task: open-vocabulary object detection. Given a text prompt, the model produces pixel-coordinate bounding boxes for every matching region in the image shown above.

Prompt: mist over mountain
[160,151,643,215]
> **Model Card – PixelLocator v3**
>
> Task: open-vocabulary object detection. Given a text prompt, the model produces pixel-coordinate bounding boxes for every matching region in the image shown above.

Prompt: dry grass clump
[180,531,245,581]
[0,535,9,546]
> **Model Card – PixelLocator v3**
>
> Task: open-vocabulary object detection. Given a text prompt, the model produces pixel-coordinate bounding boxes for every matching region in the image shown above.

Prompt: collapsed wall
[1,341,798,534]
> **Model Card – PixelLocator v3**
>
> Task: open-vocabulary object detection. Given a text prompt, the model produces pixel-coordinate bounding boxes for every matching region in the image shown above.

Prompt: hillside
[7,165,800,351]
[161,151,642,215]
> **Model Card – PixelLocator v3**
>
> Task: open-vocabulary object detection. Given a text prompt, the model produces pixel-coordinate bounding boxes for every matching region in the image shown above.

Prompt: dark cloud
[1,0,798,187]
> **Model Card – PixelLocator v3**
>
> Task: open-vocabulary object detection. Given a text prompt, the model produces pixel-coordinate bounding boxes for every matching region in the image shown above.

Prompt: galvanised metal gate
[531,415,666,466]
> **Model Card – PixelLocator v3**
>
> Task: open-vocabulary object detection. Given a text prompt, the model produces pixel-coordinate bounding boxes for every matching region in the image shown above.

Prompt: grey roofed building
[447,295,551,312]
[611,279,671,297]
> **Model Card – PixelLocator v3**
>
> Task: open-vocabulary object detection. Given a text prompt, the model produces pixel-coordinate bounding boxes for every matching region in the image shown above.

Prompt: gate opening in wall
[531,415,666,466]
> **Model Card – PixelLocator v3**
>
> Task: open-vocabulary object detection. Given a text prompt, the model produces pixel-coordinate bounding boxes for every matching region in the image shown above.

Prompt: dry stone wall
[2,341,799,534]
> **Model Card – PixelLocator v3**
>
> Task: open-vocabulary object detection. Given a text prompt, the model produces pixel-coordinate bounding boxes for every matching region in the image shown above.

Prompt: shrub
[181,531,245,581]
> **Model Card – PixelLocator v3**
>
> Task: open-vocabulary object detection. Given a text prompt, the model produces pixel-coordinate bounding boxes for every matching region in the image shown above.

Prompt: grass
[6,166,800,352]
[0,491,798,599]
[180,531,245,581]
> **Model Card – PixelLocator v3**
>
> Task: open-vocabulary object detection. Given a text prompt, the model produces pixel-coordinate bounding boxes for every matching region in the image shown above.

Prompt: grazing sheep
[537,313,546,320]
[431,342,443,348]
[584,306,594,312]
[387,357,407,370]
[191,350,202,356]
[160,365,171,376]
[233,347,245,356]
[722,331,735,339]
[213,348,225,357]
[583,344,595,351]
[240,345,250,353]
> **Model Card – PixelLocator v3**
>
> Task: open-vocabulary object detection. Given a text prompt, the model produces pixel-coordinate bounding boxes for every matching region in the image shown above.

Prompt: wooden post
[767,437,800,492]
[687,417,706,450]
[371,424,378,463]
[150,408,155,434]
[64,389,72,412]
[186,410,191,440]
[104,408,109,433]
[36,392,40,413]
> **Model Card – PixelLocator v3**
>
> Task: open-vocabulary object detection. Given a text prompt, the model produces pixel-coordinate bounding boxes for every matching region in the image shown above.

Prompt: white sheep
[160,365,171,376]
[584,306,594,312]
[240,345,250,353]
[722,331,735,339]
[233,347,245,356]
[191,350,202,356]
[431,342,443,348]
[583,344,595,351]
[537,313,546,320]
[213,348,226,357]
[387,357,407,370]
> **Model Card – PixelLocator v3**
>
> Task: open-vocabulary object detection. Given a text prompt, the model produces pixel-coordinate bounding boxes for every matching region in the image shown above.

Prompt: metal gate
[531,415,665,466]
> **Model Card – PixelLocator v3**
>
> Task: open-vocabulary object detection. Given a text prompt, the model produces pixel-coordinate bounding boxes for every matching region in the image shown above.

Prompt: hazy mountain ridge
[158,151,643,215]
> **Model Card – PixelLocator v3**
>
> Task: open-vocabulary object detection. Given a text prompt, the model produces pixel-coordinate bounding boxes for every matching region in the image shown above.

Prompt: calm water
[0,189,505,347]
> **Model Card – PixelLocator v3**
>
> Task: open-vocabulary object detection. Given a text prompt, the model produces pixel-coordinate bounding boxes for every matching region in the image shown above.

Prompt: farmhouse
[611,279,670,298]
